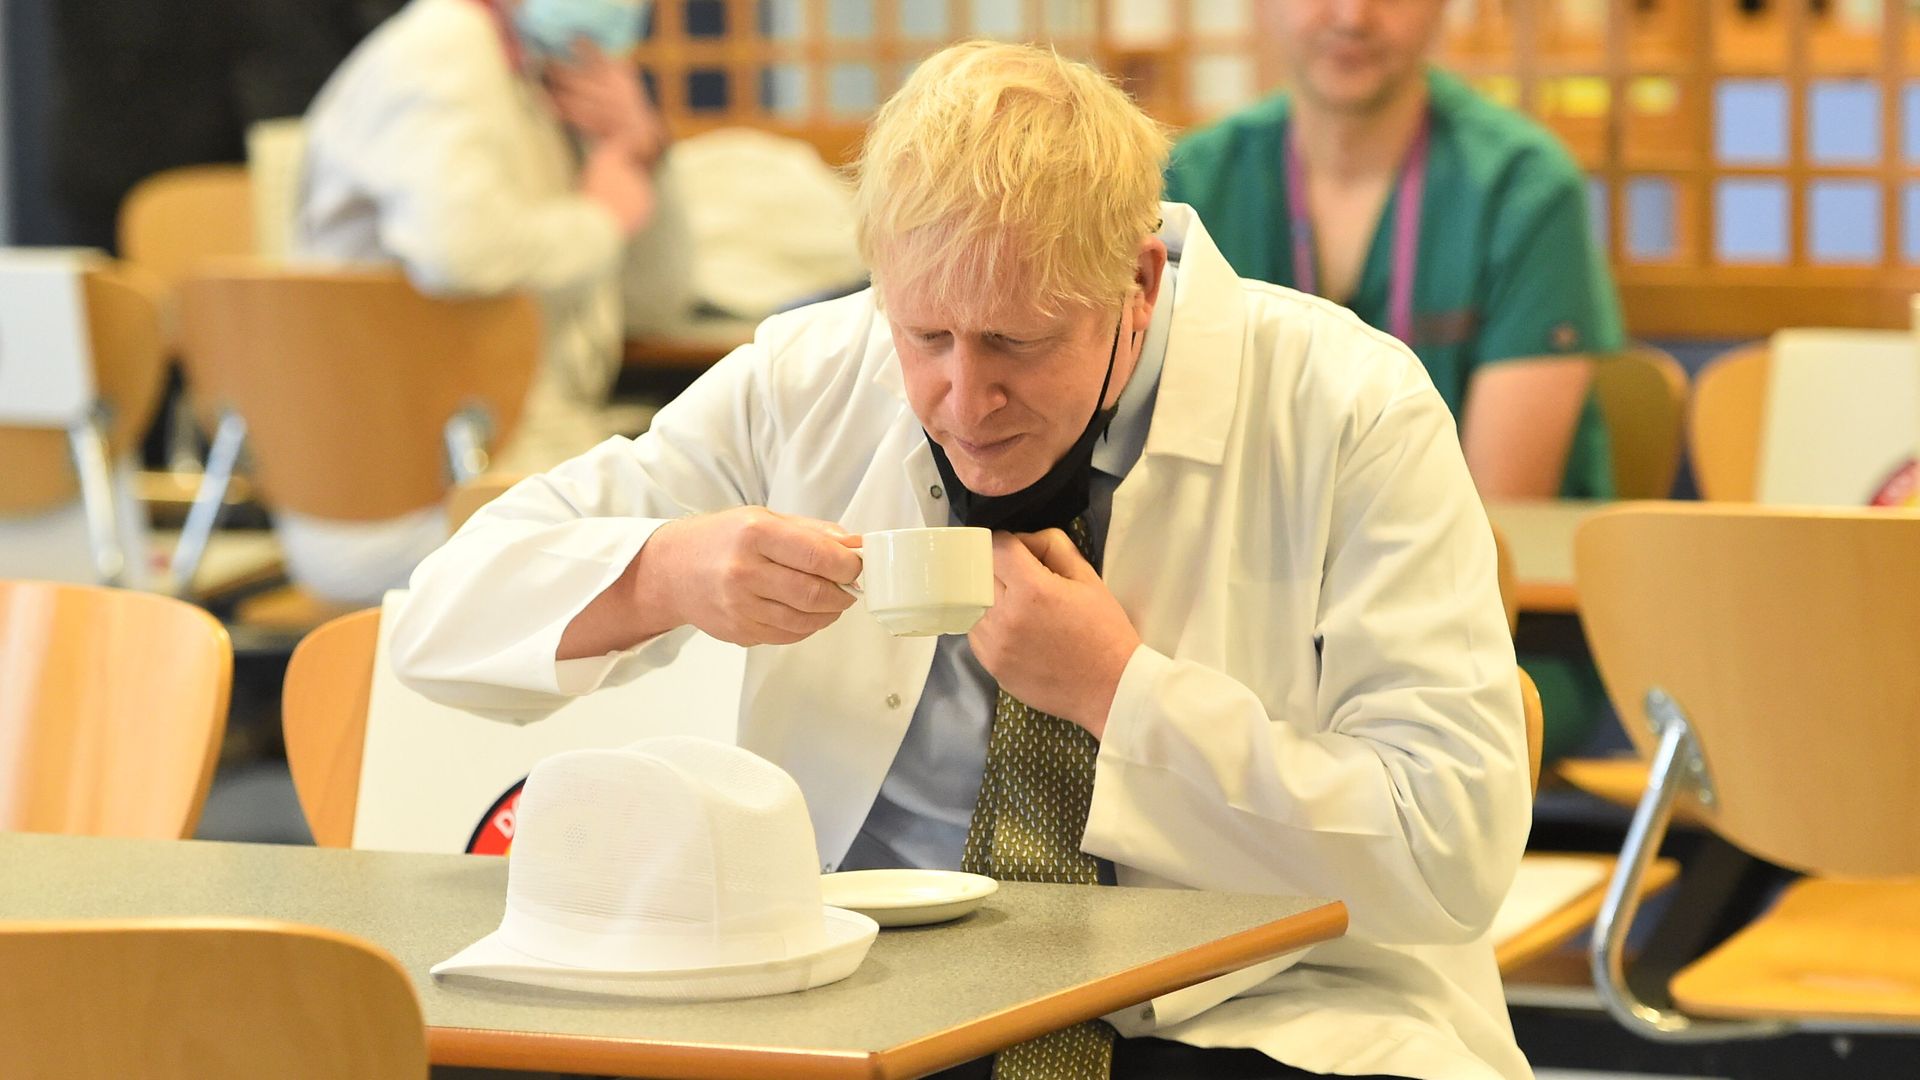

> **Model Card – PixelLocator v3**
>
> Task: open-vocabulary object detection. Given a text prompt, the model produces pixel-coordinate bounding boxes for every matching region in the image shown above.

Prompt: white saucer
[819,869,999,927]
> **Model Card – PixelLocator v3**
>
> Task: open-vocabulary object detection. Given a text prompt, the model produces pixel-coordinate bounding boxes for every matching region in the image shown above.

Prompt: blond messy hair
[852,40,1171,324]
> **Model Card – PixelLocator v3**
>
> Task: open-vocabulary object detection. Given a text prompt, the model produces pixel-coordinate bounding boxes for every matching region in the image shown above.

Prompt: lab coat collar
[1140,203,1245,466]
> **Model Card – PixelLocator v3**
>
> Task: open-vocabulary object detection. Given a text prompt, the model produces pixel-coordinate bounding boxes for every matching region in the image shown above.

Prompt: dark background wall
[2,0,403,250]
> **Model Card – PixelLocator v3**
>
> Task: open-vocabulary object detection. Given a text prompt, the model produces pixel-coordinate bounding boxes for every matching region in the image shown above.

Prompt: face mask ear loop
[1092,313,1123,441]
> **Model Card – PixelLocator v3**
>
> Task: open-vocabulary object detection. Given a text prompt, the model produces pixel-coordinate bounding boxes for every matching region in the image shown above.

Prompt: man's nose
[946,345,1008,427]
[1327,0,1378,31]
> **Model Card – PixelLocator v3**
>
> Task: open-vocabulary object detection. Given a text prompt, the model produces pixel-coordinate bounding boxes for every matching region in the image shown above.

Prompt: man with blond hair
[392,40,1531,1080]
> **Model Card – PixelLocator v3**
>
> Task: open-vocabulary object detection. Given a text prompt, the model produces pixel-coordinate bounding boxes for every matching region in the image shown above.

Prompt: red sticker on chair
[466,779,526,856]
[1870,458,1917,508]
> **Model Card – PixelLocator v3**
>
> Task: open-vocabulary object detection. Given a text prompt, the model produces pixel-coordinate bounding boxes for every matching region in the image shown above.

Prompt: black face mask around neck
[925,319,1123,535]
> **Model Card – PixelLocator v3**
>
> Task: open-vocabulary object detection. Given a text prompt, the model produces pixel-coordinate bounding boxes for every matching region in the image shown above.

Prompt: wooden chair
[117,165,255,299]
[0,580,231,838]
[1553,344,1749,820]
[1490,520,1520,635]
[1519,662,1542,795]
[116,165,258,527]
[1687,343,1769,503]
[0,264,170,584]
[1591,346,1689,500]
[169,266,539,618]
[0,917,426,1079]
[282,607,382,847]
[1553,755,1711,828]
[1488,524,1678,977]
[1577,503,1920,1039]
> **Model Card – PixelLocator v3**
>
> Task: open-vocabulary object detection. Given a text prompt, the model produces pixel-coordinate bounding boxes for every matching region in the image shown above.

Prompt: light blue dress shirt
[839,253,1180,872]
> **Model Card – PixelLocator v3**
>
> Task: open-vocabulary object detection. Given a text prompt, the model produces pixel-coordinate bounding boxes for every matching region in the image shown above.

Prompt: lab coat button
[885,693,902,709]
[930,484,944,500]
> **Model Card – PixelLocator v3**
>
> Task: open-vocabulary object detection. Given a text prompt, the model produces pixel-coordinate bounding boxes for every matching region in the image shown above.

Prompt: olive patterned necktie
[961,516,1114,1080]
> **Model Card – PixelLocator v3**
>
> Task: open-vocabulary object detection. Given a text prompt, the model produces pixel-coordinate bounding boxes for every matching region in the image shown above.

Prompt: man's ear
[1131,236,1169,327]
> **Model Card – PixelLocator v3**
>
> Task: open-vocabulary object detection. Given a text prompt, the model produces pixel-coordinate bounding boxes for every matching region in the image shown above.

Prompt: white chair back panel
[246,118,309,263]
[0,250,103,426]
[353,591,746,854]
[1758,328,1919,506]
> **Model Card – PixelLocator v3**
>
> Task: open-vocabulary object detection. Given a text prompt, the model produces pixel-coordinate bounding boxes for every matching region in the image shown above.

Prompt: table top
[1486,499,1605,615]
[0,833,1345,1079]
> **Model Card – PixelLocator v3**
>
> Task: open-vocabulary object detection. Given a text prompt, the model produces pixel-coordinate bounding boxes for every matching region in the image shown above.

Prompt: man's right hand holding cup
[560,507,863,659]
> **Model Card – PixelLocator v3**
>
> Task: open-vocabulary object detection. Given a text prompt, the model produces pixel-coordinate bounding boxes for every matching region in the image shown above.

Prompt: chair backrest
[1519,667,1543,798]
[1490,522,1541,794]
[1575,503,1920,877]
[0,917,427,1079]
[446,472,526,534]
[1688,343,1769,502]
[177,265,539,520]
[117,165,256,295]
[1592,346,1689,500]
[0,580,231,837]
[1490,520,1520,636]
[0,266,170,516]
[283,607,382,847]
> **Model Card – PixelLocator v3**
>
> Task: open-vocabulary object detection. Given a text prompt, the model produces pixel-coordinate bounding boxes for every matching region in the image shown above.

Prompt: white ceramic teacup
[858,527,994,636]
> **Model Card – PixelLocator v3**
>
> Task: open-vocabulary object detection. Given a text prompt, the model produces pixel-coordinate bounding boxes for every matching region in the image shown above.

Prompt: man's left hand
[547,41,669,168]
[968,529,1141,737]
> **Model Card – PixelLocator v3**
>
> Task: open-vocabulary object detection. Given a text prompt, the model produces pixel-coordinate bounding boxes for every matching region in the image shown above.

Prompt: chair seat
[1672,877,1920,1023]
[234,585,361,633]
[1496,852,1679,975]
[1553,756,1712,828]
[139,470,258,523]
[152,528,285,603]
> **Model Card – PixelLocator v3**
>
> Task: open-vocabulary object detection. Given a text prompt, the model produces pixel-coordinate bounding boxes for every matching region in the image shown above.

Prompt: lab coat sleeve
[350,44,626,297]
[1084,367,1530,946]
[387,336,778,717]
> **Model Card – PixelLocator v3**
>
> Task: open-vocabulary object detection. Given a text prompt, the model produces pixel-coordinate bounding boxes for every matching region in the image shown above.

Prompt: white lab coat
[285,0,693,602]
[391,205,1532,1080]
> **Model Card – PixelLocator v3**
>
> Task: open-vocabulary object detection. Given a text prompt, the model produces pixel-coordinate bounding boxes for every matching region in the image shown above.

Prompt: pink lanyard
[1285,112,1432,345]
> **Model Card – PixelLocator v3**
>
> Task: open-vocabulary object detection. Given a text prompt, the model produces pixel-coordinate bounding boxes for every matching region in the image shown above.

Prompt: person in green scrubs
[1166,0,1625,757]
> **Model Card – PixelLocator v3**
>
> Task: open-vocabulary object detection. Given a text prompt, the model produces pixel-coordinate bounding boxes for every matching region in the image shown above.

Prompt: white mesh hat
[432,736,878,999]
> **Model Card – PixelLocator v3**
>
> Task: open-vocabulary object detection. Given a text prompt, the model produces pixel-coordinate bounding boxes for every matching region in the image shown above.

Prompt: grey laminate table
[0,833,1346,1079]
[1486,499,1605,615]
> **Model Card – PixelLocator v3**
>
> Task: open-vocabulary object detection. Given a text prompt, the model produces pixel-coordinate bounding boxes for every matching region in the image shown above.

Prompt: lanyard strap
[1285,110,1432,345]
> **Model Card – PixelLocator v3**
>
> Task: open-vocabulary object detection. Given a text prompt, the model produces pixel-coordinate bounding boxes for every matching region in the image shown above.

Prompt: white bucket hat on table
[433,736,878,1000]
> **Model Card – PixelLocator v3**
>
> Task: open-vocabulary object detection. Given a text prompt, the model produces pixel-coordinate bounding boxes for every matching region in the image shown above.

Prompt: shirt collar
[1092,240,1179,481]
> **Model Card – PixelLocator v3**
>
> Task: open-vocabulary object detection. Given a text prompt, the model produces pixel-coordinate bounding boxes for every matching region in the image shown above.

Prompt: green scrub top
[1167,69,1623,498]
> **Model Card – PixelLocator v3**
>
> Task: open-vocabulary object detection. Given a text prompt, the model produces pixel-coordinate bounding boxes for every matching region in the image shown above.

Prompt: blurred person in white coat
[391,42,1530,1080]
[285,0,693,604]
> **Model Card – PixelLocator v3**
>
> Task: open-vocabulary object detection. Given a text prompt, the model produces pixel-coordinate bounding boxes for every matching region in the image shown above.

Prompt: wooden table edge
[1514,581,1578,615]
[877,898,1348,1080]
[425,899,1348,1080]
[623,336,751,370]
[428,1027,876,1078]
